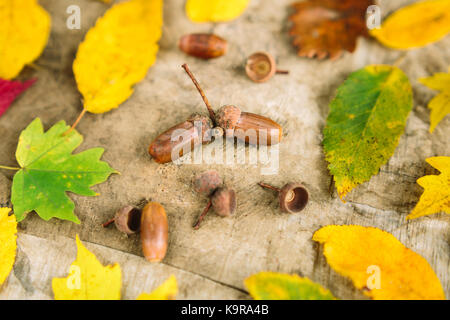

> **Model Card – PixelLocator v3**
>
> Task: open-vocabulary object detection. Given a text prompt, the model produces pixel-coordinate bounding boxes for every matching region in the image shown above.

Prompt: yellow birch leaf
[137,275,178,300]
[370,0,450,50]
[0,207,17,285]
[0,0,51,79]
[313,225,445,300]
[407,157,450,220]
[186,0,250,23]
[52,235,121,300]
[245,272,335,300]
[419,68,450,133]
[73,0,163,114]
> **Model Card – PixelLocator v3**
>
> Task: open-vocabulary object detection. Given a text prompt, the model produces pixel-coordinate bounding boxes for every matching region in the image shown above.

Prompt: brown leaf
[289,0,373,60]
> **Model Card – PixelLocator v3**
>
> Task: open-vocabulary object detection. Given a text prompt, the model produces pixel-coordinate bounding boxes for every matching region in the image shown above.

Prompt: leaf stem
[181,64,216,122]
[64,108,87,136]
[0,165,20,171]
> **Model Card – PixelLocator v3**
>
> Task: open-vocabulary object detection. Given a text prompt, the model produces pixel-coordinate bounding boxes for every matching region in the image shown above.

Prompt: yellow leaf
[52,235,121,300]
[419,68,450,133]
[370,0,450,50]
[0,207,17,285]
[186,0,250,23]
[245,272,335,300]
[407,157,450,220]
[73,0,163,114]
[313,225,445,300]
[137,275,178,300]
[0,0,51,79]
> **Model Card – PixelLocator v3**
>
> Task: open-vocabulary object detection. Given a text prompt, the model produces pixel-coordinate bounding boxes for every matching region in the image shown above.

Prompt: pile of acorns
[103,33,308,264]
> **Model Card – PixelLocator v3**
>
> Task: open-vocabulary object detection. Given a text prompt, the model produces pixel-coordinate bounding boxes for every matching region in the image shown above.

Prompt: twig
[102,218,115,228]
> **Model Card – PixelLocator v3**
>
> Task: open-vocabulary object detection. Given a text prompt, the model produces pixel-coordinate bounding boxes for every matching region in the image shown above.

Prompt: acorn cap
[245,52,276,83]
[114,206,142,234]
[279,183,309,214]
[211,187,236,217]
[193,170,223,196]
[215,105,241,130]
[188,113,214,142]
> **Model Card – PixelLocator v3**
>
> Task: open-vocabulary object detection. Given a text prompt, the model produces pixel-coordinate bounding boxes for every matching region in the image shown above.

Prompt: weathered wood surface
[0,0,449,300]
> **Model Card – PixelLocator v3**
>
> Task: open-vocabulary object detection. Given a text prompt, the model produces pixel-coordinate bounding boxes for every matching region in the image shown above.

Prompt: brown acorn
[245,52,289,83]
[215,105,282,145]
[148,113,218,164]
[179,33,228,59]
[140,202,169,262]
[193,170,223,196]
[182,64,283,146]
[258,182,308,214]
[113,206,142,235]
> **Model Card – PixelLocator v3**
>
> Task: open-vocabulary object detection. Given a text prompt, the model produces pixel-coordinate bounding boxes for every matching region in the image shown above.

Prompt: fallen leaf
[407,157,450,220]
[73,0,163,114]
[0,0,51,79]
[0,78,35,118]
[52,235,121,300]
[289,0,373,60]
[0,207,17,286]
[419,68,450,133]
[245,272,335,300]
[137,275,178,300]
[370,0,450,50]
[323,65,413,199]
[11,118,117,223]
[185,0,250,22]
[313,225,445,300]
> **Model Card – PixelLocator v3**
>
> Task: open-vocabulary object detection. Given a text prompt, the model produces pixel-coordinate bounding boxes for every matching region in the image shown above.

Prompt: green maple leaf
[245,272,336,300]
[323,65,413,199]
[11,118,117,223]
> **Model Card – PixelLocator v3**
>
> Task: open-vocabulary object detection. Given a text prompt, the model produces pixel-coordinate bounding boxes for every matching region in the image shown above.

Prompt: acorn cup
[245,52,289,83]
[258,182,309,214]
[192,171,236,229]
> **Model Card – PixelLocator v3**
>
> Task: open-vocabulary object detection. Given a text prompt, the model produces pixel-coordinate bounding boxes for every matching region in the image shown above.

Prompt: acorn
[193,170,223,196]
[102,206,142,235]
[245,52,289,83]
[215,105,282,145]
[182,64,283,146]
[141,202,169,262]
[179,33,228,59]
[258,182,309,214]
[148,113,218,164]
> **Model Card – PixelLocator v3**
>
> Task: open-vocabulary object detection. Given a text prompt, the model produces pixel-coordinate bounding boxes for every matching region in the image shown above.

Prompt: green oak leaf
[323,65,413,199]
[244,272,336,300]
[11,118,117,223]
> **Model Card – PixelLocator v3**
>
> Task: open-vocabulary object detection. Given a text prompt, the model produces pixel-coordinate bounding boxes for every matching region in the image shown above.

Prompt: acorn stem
[276,69,289,75]
[193,199,212,230]
[181,64,216,122]
[258,182,280,193]
[102,218,115,228]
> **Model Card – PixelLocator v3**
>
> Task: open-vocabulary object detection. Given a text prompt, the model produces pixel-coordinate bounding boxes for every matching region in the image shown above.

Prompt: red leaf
[0,78,36,117]
[289,0,373,60]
